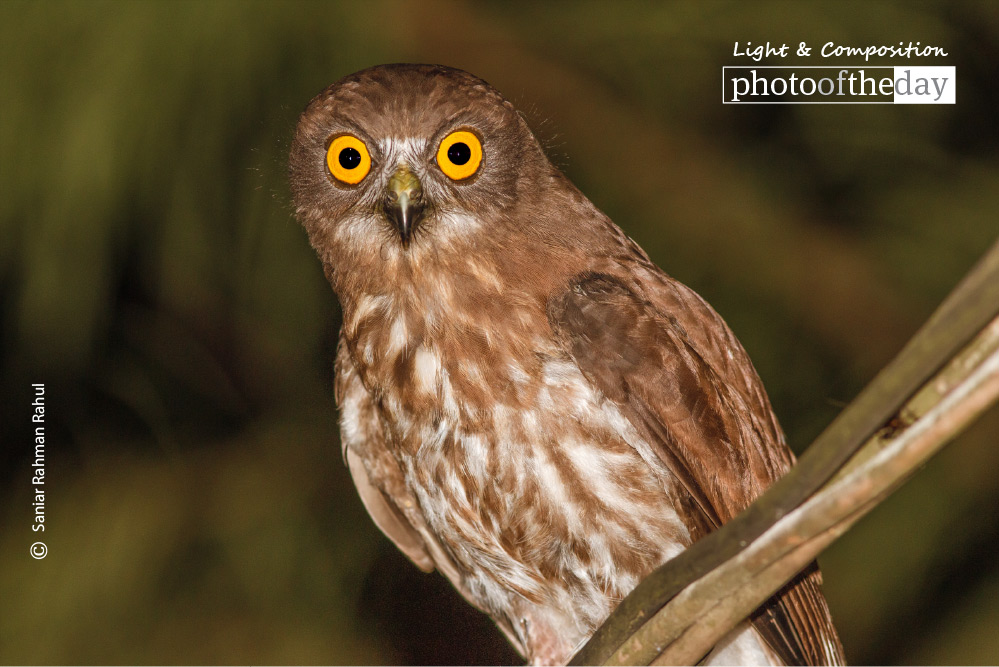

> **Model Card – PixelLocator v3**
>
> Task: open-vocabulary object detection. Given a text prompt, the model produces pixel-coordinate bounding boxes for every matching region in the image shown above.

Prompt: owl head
[289,64,562,295]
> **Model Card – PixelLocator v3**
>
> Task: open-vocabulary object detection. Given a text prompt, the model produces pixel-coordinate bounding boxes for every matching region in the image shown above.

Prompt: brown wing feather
[345,447,435,572]
[334,337,529,656]
[549,272,845,665]
[335,336,436,573]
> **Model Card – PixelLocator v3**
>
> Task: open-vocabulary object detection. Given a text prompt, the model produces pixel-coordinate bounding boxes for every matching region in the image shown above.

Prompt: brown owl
[289,64,844,666]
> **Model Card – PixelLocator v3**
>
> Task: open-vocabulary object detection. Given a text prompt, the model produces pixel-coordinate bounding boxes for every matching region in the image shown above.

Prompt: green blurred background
[2,1,997,664]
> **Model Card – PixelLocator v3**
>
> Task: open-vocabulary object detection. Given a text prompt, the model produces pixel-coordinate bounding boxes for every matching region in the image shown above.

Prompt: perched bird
[290,64,844,665]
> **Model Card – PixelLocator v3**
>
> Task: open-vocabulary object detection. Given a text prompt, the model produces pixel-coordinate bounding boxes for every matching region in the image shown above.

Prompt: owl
[289,64,844,665]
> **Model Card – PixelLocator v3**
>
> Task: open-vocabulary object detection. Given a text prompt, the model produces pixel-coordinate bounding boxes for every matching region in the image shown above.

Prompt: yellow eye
[436,130,482,181]
[326,135,371,185]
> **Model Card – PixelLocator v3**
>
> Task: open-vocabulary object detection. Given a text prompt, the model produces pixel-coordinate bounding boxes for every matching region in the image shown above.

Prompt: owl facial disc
[383,163,425,247]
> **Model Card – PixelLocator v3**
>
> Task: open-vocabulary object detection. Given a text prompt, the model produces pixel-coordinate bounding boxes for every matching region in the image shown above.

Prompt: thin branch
[571,240,999,666]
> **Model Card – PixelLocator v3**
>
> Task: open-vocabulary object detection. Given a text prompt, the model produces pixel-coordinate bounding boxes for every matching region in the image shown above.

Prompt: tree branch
[570,241,999,666]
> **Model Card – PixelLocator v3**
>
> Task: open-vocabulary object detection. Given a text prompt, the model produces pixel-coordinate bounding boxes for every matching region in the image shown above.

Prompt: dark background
[2,1,997,664]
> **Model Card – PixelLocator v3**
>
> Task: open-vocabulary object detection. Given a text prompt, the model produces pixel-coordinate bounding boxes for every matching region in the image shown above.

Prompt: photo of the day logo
[723,67,955,104]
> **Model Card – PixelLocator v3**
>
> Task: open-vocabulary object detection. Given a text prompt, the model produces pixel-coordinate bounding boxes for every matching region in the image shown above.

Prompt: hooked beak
[383,164,425,247]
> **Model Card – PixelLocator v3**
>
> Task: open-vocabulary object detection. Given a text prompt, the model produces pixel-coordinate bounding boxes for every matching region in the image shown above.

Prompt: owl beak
[383,164,425,247]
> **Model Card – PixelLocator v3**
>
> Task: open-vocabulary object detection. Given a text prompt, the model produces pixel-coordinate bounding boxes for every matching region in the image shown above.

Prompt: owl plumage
[290,64,844,666]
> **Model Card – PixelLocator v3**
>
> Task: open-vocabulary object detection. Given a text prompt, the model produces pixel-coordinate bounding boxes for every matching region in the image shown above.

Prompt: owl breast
[342,276,694,656]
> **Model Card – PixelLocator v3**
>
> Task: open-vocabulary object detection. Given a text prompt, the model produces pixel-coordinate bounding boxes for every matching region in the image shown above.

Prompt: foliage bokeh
[1,1,997,664]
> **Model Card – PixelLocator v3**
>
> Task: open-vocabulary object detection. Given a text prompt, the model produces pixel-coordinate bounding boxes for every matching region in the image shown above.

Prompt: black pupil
[448,142,471,165]
[338,147,361,170]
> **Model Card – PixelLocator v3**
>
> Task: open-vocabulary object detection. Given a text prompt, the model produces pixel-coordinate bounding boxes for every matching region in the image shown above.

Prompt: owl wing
[335,337,529,656]
[548,272,844,666]
[336,337,436,572]
[344,447,434,572]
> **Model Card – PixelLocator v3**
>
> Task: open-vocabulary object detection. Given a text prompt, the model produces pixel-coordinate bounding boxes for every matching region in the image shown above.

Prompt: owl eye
[326,135,371,185]
[437,130,482,181]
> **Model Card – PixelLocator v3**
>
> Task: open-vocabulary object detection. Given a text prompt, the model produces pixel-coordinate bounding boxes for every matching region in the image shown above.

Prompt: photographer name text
[29,384,48,560]
[31,384,46,532]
